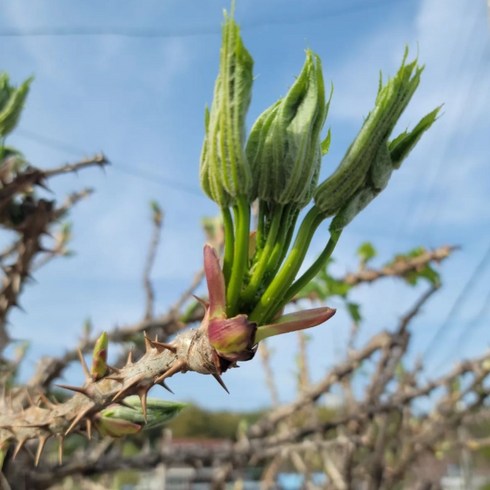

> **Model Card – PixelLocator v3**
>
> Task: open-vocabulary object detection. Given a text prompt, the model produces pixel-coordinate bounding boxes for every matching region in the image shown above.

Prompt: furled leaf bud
[200,13,253,207]
[98,396,186,434]
[95,414,142,437]
[329,106,440,231]
[314,50,434,218]
[208,314,257,362]
[91,331,108,380]
[247,50,329,208]
[0,74,32,138]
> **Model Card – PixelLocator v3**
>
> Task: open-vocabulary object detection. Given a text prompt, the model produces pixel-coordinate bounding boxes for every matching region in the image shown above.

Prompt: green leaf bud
[200,13,253,207]
[0,74,32,138]
[95,414,142,437]
[100,396,186,432]
[314,49,430,218]
[329,102,439,231]
[91,331,108,380]
[388,106,441,168]
[246,50,329,208]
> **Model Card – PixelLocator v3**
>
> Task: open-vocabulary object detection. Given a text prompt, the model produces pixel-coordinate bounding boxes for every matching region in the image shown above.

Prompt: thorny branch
[28,245,451,391]
[0,154,486,489]
[0,156,108,355]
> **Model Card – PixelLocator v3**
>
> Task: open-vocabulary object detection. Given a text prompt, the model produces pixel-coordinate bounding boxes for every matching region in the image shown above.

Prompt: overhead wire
[391,7,482,248]
[435,286,490,370]
[422,240,490,362]
[16,128,204,197]
[0,0,411,38]
[381,6,490,367]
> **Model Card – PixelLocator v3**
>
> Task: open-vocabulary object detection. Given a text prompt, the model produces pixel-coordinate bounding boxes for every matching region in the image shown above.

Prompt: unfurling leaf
[91,331,108,380]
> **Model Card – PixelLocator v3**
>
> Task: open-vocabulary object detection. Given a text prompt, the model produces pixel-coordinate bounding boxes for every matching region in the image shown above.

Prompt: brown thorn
[86,418,92,440]
[138,387,150,423]
[107,364,121,374]
[154,359,187,385]
[57,436,64,465]
[212,373,230,394]
[65,406,92,436]
[112,379,139,402]
[158,380,174,394]
[105,375,124,383]
[37,391,57,409]
[12,301,26,313]
[150,339,177,354]
[192,294,208,308]
[35,436,49,467]
[13,439,27,459]
[25,389,37,407]
[143,331,153,353]
[77,348,91,380]
[126,350,133,365]
[56,384,90,398]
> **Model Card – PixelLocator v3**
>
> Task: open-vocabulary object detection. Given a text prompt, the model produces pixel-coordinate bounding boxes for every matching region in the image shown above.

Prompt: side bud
[247,50,329,208]
[91,331,108,380]
[314,49,437,219]
[200,12,253,207]
[96,396,186,436]
[329,106,440,232]
[208,315,257,362]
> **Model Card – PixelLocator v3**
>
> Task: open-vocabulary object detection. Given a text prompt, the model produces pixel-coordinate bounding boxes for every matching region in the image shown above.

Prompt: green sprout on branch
[199,12,439,362]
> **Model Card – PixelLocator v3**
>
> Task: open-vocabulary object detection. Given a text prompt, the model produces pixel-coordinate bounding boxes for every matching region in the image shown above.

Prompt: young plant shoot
[0,10,439,466]
[200,12,439,364]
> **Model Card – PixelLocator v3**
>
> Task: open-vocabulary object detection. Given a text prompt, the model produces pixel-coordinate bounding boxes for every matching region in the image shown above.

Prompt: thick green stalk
[226,196,250,315]
[249,206,323,324]
[241,204,284,304]
[283,227,342,307]
[255,200,266,252]
[261,205,297,282]
[221,206,234,284]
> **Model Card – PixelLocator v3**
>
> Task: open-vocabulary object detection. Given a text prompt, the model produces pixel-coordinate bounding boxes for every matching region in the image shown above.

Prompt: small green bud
[314,50,434,218]
[150,200,163,226]
[208,314,257,362]
[95,414,142,437]
[247,50,329,208]
[200,12,253,207]
[91,331,108,380]
[329,104,439,231]
[388,106,441,169]
[0,74,32,138]
[98,396,186,433]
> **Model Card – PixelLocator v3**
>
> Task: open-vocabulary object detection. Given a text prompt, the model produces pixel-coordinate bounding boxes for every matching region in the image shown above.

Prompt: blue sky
[0,0,489,410]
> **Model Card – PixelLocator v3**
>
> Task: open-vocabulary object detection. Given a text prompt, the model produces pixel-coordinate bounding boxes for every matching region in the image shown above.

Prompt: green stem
[226,196,250,316]
[221,206,234,285]
[263,205,298,280]
[282,228,342,308]
[240,204,284,305]
[255,200,266,252]
[249,206,323,324]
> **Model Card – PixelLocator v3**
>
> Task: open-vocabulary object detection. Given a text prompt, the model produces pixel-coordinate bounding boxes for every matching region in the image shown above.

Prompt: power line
[422,240,490,360]
[0,0,409,38]
[392,8,484,248]
[16,128,204,197]
[436,286,490,370]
